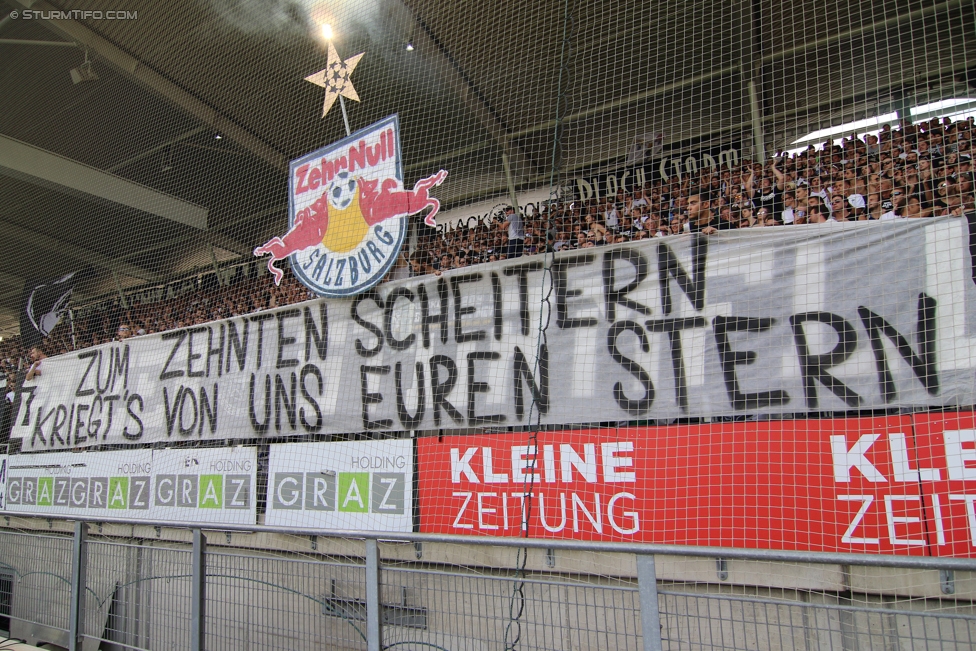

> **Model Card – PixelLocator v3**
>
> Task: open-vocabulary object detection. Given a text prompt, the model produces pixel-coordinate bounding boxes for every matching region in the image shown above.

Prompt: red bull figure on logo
[254,169,447,285]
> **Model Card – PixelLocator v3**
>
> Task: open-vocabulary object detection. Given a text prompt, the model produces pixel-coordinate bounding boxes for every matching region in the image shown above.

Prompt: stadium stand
[0,114,970,371]
[1,1,976,649]
[0,114,973,443]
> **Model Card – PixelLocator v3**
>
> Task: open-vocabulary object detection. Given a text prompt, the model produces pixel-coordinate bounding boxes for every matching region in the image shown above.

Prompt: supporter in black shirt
[717,205,738,230]
[959,155,973,191]
[752,159,786,222]
[933,180,952,215]
[874,197,895,220]
[808,204,828,223]
[686,192,734,233]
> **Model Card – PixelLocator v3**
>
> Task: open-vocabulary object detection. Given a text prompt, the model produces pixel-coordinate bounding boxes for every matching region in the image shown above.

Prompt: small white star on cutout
[305,44,364,118]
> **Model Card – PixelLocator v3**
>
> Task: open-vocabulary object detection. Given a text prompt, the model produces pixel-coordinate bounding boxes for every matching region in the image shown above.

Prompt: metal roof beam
[122,203,286,262]
[0,134,209,230]
[0,217,161,283]
[120,229,251,265]
[105,126,208,173]
[0,38,77,47]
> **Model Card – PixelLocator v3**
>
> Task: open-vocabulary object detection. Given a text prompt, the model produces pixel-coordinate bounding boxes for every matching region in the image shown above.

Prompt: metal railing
[0,513,974,651]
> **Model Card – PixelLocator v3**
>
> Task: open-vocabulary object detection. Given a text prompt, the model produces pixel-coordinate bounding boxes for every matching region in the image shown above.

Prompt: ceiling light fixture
[161,145,174,172]
[69,49,98,84]
[214,133,223,140]
[405,42,414,51]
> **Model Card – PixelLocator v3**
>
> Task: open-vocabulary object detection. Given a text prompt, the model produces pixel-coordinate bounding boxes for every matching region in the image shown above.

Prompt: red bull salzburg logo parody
[255,114,447,296]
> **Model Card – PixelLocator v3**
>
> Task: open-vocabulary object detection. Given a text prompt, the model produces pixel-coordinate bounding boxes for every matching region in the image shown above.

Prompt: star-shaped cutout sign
[305,44,364,118]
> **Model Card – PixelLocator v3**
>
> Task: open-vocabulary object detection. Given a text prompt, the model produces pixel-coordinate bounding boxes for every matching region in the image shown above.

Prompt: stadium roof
[0,0,973,334]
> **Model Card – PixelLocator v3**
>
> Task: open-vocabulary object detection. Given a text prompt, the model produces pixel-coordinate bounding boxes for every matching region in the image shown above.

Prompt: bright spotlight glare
[405,43,414,51]
[321,23,333,40]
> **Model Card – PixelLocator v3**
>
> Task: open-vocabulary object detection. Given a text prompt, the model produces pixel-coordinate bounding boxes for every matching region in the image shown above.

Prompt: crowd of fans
[408,115,975,272]
[1,114,972,386]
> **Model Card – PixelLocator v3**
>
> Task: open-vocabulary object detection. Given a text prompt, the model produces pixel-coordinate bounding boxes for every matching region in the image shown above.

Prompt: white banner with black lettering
[11,216,976,450]
[3,448,256,524]
[265,439,412,532]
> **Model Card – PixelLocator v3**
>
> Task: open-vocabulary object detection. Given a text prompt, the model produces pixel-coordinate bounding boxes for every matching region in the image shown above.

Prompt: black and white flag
[20,272,80,349]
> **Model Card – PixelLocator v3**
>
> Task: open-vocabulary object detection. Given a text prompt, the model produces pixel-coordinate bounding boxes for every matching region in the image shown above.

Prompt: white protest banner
[265,439,412,532]
[11,217,976,449]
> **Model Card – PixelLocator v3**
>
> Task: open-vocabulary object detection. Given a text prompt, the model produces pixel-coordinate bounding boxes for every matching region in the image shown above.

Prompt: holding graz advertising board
[265,439,412,532]
[10,217,976,449]
[3,447,255,524]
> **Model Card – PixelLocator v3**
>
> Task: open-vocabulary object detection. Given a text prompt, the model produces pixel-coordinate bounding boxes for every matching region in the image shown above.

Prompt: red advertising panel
[910,411,976,557]
[417,416,951,554]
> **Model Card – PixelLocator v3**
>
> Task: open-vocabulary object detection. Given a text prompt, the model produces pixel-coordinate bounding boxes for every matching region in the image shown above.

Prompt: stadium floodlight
[909,98,976,115]
[69,50,98,85]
